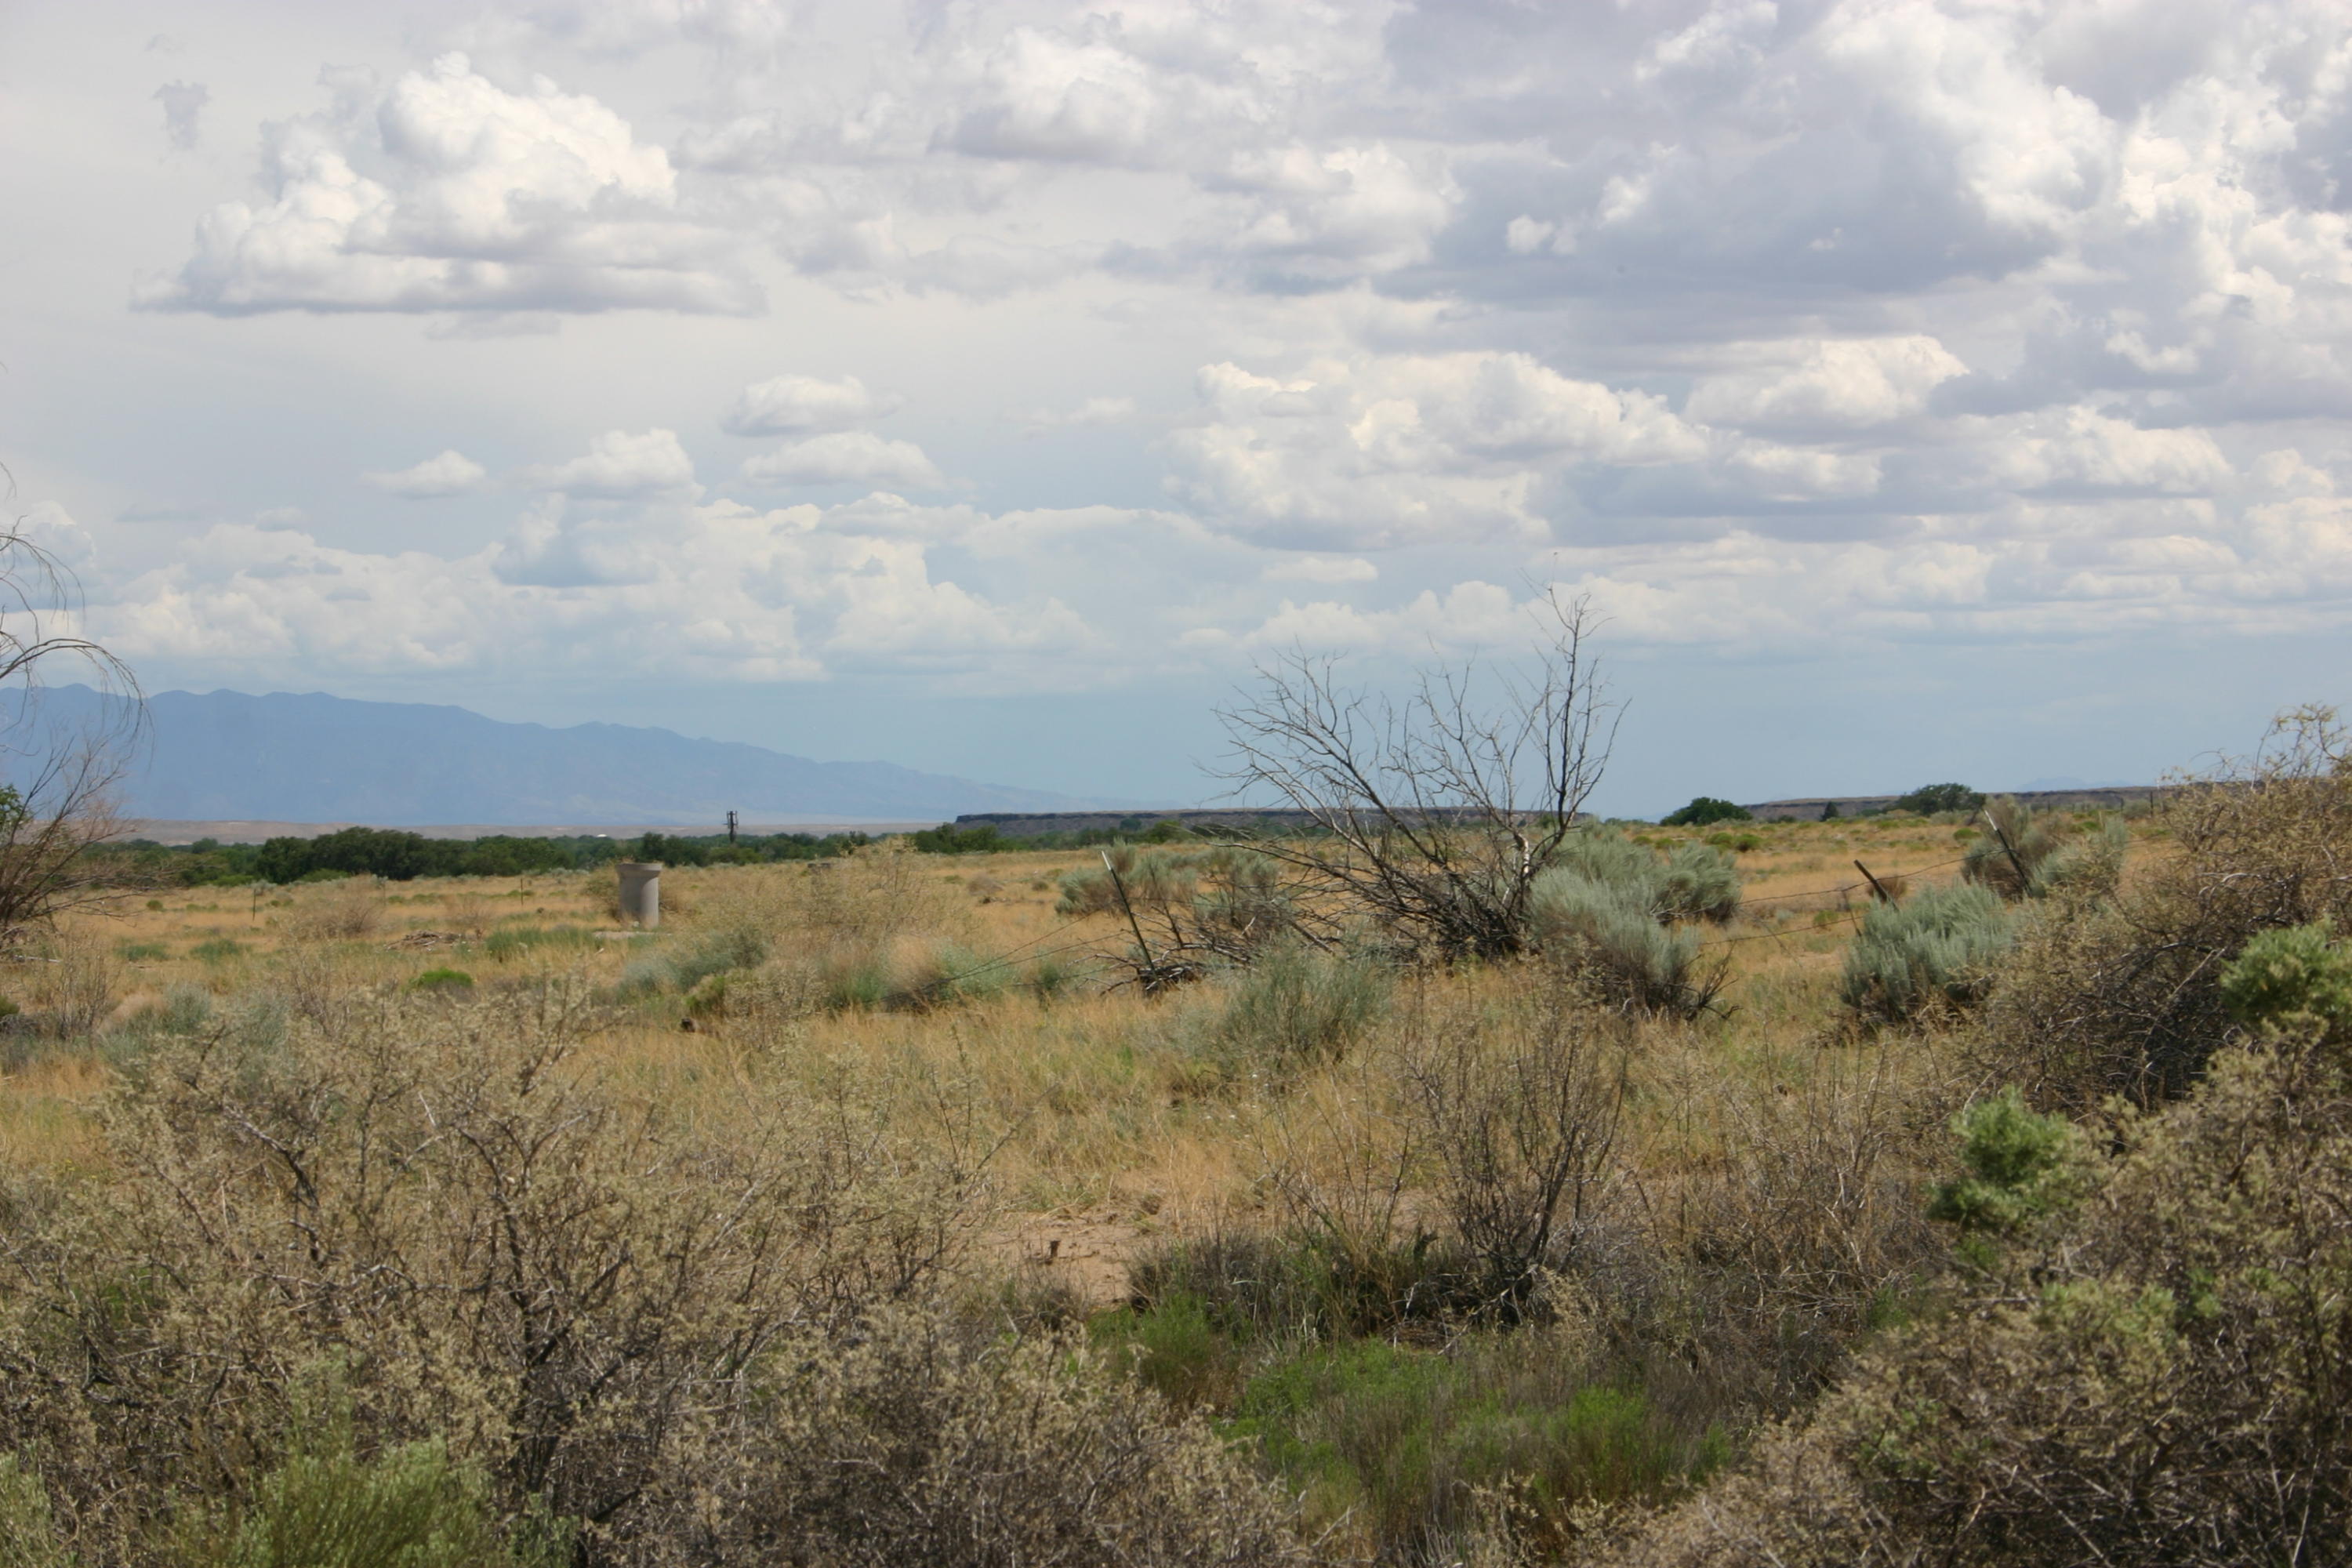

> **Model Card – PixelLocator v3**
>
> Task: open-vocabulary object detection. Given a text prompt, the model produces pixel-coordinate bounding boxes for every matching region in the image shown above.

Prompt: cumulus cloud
[742,432,944,489]
[75,0,2352,735]
[526,429,699,498]
[1169,352,1706,548]
[720,373,902,435]
[96,497,1108,689]
[1685,338,1969,434]
[362,449,489,498]
[137,53,759,316]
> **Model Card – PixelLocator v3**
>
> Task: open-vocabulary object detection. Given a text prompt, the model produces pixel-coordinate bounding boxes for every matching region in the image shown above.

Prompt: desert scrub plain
[1,736,2348,1565]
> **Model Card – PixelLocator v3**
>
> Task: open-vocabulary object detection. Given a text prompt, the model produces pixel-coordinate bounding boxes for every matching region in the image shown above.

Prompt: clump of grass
[1230,1336,1724,1554]
[191,938,249,964]
[481,924,593,961]
[118,941,169,963]
[906,942,1017,1007]
[1094,1276,1726,1560]
[410,967,476,994]
[617,927,770,999]
[1203,943,1392,1077]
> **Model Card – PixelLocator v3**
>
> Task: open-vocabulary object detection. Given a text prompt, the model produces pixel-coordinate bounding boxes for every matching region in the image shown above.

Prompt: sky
[3,0,2350,816]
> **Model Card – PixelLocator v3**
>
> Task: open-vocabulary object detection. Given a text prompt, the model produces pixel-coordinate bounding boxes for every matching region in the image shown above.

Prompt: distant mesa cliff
[8,686,1120,826]
[1739,786,2169,822]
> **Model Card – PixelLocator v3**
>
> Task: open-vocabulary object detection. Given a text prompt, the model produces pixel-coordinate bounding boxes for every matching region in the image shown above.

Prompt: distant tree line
[908,817,1348,855]
[89,826,877,886]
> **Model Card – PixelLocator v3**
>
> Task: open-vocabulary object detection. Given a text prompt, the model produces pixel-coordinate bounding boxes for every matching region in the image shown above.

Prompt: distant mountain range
[10,686,1125,826]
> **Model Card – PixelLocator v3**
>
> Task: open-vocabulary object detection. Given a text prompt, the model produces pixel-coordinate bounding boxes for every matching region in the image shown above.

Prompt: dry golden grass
[0,819,2123,1301]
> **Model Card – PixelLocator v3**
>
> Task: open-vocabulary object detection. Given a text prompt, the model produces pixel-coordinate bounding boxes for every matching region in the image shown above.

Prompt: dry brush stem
[1215,590,1618,961]
[1395,984,1626,1320]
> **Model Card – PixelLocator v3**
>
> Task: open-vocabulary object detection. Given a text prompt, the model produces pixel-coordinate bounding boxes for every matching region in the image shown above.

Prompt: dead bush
[1624,1037,1953,1414]
[0,985,992,1564]
[699,1305,1319,1568]
[1396,985,1626,1320]
[282,878,382,942]
[1972,704,2352,1107]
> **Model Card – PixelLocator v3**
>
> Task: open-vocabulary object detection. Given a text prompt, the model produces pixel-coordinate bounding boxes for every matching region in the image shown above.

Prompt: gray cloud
[153,81,209,150]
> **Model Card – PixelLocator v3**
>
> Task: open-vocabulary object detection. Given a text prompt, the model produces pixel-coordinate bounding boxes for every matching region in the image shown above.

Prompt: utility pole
[726,809,739,845]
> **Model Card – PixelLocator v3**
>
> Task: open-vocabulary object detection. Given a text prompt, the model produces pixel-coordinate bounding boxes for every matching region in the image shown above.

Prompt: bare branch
[1213,589,1618,960]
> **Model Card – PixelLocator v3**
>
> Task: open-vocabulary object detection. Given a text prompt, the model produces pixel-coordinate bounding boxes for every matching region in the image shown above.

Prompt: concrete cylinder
[616,862,662,930]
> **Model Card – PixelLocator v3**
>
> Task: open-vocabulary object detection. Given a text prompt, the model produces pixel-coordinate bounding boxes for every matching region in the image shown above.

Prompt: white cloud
[1170,352,1706,547]
[137,53,758,316]
[1685,337,1969,433]
[1207,142,1454,281]
[362,449,490,498]
[720,373,902,435]
[95,497,1110,688]
[527,429,699,498]
[1984,408,2231,496]
[741,431,944,489]
[45,0,2352,789]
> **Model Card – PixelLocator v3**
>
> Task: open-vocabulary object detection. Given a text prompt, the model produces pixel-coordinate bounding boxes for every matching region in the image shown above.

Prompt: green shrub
[1661,797,1751,827]
[1205,943,1391,1074]
[116,942,168,963]
[0,1452,66,1568]
[1659,842,1744,921]
[2220,920,2352,1028]
[191,938,249,964]
[1623,923,2352,1567]
[1926,1089,2089,1237]
[1548,829,1742,924]
[408,968,475,994]
[908,822,1005,855]
[1528,870,1720,1016]
[2027,814,2129,900]
[179,1381,560,1568]
[1839,883,2013,1022]
[1228,1333,1724,1558]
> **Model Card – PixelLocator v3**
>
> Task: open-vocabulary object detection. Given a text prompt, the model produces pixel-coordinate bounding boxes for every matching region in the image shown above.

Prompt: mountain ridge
[9,686,1129,826]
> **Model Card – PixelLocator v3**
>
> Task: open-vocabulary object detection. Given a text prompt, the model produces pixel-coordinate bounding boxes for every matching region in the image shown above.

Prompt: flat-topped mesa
[951,806,1513,838]
[1740,785,2172,822]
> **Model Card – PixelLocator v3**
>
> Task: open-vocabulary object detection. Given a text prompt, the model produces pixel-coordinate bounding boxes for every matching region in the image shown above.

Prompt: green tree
[1895,782,1984,815]
[1661,797,1751,827]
